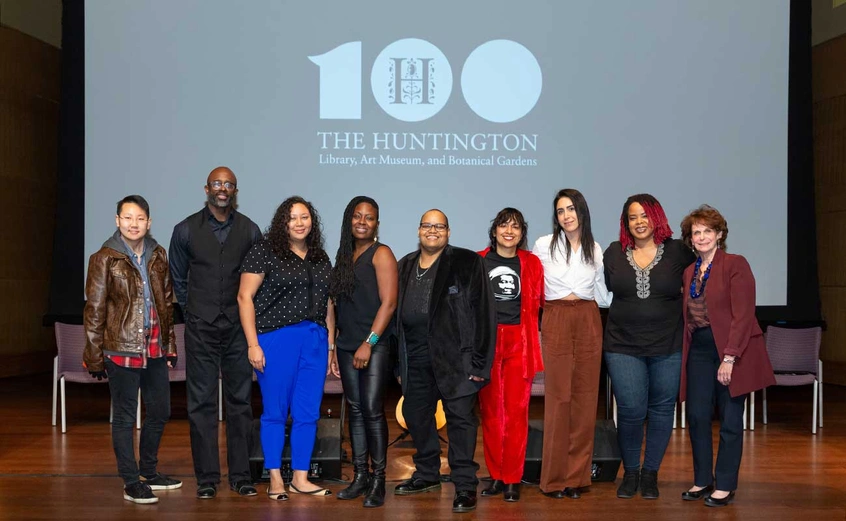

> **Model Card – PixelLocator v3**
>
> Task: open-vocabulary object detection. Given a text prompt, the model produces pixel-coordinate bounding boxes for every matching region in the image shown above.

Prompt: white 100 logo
[309,38,542,123]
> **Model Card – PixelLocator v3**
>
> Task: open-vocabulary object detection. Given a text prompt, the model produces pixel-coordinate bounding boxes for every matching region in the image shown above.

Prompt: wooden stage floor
[1,374,844,520]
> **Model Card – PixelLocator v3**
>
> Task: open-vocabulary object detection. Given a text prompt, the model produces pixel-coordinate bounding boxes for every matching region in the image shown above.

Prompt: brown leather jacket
[83,233,176,372]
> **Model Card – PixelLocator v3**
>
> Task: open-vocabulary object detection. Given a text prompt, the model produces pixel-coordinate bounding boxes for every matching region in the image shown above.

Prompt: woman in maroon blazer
[679,205,775,507]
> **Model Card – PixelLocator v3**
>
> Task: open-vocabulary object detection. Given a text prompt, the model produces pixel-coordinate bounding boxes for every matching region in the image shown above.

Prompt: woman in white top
[531,188,611,499]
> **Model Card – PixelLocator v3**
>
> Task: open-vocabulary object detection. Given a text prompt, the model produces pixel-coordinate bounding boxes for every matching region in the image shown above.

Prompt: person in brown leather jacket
[83,195,180,504]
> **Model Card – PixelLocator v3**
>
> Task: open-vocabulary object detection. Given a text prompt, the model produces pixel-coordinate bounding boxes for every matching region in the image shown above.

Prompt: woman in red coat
[679,205,775,507]
[477,207,544,502]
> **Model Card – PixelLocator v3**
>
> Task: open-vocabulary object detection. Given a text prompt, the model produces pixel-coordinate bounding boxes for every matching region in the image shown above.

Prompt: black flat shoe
[704,491,735,507]
[394,477,441,495]
[503,483,520,502]
[481,479,505,497]
[197,483,217,499]
[452,491,477,513]
[681,484,714,501]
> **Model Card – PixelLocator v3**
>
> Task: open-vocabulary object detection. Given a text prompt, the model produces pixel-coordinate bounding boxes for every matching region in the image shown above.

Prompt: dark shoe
[197,483,217,499]
[563,487,581,499]
[124,481,158,504]
[141,472,183,490]
[289,483,332,496]
[480,479,505,497]
[503,483,520,502]
[363,477,386,508]
[640,469,659,499]
[704,491,735,507]
[230,480,258,496]
[452,491,477,513]
[681,484,714,501]
[616,470,640,499]
[267,487,289,501]
[337,472,371,500]
[394,477,441,495]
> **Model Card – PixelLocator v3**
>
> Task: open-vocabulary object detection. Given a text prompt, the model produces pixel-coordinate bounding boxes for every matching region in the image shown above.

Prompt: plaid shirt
[106,304,163,369]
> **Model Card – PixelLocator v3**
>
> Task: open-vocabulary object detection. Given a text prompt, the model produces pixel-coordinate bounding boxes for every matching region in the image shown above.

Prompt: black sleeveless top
[335,242,395,352]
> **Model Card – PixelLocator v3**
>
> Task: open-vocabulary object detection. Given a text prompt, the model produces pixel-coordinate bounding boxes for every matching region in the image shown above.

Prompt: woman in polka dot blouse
[238,196,335,500]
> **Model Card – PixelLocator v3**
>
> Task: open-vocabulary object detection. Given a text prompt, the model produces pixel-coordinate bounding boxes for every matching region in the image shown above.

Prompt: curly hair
[488,207,528,251]
[264,195,329,263]
[618,193,673,250]
[330,196,379,301]
[680,204,728,251]
[549,188,597,265]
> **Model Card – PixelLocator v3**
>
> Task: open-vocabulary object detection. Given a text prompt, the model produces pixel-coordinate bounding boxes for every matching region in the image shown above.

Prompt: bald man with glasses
[393,209,496,513]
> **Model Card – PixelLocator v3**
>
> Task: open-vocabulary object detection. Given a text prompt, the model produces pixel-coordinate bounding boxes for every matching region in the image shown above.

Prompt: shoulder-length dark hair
[330,196,379,300]
[488,207,528,251]
[549,188,596,265]
[265,196,328,263]
[618,193,673,250]
[680,204,728,251]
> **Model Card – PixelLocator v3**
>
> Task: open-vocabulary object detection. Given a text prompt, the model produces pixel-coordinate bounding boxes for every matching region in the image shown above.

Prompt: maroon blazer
[680,249,775,400]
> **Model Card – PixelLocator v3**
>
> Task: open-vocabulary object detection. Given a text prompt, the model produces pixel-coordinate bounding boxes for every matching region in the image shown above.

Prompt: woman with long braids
[238,196,335,501]
[329,196,398,508]
[531,189,611,500]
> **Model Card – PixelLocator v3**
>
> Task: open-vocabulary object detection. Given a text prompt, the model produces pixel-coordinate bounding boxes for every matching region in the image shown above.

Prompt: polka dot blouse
[240,241,332,333]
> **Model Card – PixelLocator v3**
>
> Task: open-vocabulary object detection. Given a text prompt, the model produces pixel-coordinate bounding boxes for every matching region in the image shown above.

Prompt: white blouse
[531,234,612,307]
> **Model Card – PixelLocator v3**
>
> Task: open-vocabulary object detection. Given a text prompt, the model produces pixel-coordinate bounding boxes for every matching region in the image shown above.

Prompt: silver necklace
[415,262,431,281]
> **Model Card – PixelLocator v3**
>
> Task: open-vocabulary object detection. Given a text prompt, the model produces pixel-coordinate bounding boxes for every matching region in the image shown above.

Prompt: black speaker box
[248,417,342,483]
[522,418,621,483]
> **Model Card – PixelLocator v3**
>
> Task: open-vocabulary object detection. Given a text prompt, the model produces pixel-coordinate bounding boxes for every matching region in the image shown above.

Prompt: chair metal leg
[136,389,142,430]
[812,380,818,434]
[742,398,747,430]
[613,396,618,427]
[218,377,223,422]
[52,357,58,426]
[763,387,768,424]
[750,391,755,431]
[110,399,113,423]
[673,402,677,429]
[606,373,612,420]
[818,360,823,428]
[681,401,686,429]
[60,376,67,434]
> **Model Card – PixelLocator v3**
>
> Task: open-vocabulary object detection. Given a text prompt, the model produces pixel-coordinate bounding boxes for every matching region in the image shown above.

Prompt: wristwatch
[722,356,736,365]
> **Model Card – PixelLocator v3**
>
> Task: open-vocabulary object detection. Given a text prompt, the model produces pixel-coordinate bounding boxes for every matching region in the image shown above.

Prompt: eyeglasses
[209,180,236,190]
[419,222,448,231]
[119,216,148,224]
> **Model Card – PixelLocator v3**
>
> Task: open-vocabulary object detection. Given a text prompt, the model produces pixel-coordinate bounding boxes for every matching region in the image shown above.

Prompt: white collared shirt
[531,234,612,307]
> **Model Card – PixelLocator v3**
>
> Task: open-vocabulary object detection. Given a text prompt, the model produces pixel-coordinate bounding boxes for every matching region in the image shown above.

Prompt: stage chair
[530,371,545,397]
[323,372,346,438]
[53,322,139,433]
[168,324,187,383]
[762,326,822,434]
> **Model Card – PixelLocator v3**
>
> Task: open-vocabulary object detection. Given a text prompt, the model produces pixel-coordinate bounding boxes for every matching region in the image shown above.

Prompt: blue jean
[604,350,681,472]
[255,321,328,470]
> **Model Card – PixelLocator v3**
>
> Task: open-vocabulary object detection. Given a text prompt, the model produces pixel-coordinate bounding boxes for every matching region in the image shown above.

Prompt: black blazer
[396,245,496,400]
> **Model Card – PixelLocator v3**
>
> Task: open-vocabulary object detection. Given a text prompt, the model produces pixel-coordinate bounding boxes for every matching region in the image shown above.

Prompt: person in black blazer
[393,209,496,513]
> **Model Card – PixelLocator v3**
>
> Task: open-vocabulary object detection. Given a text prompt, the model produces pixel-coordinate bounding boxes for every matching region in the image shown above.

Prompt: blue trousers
[605,350,681,472]
[255,321,328,470]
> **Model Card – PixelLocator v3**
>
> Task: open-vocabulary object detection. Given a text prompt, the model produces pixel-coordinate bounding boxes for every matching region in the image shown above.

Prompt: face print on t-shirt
[489,265,521,301]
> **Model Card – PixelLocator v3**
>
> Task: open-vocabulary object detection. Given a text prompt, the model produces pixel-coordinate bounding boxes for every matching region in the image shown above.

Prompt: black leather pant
[337,345,390,477]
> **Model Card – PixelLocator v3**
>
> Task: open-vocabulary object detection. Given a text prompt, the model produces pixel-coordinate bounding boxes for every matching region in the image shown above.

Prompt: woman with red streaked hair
[603,194,696,500]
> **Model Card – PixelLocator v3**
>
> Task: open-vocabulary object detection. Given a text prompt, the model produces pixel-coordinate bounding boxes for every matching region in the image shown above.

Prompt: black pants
[106,357,170,485]
[337,346,390,477]
[185,312,253,485]
[686,327,746,491]
[403,357,479,492]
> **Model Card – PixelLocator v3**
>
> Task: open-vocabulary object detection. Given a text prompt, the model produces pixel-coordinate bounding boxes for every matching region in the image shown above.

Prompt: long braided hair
[329,196,379,301]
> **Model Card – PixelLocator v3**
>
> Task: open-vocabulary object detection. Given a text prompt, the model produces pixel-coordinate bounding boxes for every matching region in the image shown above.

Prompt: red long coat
[680,249,775,401]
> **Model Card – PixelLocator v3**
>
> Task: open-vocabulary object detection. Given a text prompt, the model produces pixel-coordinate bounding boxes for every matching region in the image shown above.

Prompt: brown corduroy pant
[539,299,602,491]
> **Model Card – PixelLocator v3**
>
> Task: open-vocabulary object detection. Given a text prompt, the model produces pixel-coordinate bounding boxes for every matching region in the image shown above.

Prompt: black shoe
[616,470,640,499]
[640,469,659,499]
[704,491,735,507]
[337,472,371,500]
[363,476,386,508]
[394,477,441,495]
[480,479,504,497]
[141,472,183,490]
[503,483,520,502]
[452,491,477,513]
[197,483,217,499]
[563,487,581,499]
[124,481,158,504]
[681,484,714,501]
[230,480,258,496]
